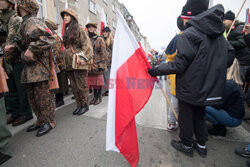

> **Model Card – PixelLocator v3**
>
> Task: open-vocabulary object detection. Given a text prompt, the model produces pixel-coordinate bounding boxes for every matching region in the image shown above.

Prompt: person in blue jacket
[206,80,245,137]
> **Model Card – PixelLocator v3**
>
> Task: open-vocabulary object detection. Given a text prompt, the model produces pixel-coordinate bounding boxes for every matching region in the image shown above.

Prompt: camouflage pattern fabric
[17,15,55,83]
[90,36,107,71]
[26,81,56,128]
[4,11,22,63]
[17,0,39,15]
[67,70,88,107]
[63,27,93,71]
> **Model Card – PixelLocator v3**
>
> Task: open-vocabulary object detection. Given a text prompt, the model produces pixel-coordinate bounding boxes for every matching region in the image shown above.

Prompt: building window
[37,0,47,19]
[89,0,96,14]
[112,3,115,12]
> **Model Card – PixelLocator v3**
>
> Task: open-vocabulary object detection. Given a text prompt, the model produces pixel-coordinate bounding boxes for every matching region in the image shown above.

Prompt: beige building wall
[42,0,150,50]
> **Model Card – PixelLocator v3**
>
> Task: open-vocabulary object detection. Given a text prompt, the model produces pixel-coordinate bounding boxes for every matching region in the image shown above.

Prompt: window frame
[88,0,97,15]
[37,0,47,19]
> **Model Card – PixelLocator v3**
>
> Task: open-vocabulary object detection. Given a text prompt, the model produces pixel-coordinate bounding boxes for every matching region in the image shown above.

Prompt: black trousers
[178,99,208,147]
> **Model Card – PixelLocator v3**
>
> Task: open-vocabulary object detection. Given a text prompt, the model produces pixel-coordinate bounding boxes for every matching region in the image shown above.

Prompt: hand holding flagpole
[226,0,247,38]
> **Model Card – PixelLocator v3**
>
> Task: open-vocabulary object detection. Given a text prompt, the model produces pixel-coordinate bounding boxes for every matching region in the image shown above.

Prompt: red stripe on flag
[249,13,250,24]
[100,21,105,35]
[61,21,66,51]
[45,28,52,35]
[115,47,154,167]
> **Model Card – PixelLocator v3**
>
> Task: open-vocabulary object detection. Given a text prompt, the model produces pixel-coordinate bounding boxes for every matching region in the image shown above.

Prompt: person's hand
[4,45,15,53]
[24,49,35,61]
[77,59,86,65]
[243,25,250,35]
[148,67,158,77]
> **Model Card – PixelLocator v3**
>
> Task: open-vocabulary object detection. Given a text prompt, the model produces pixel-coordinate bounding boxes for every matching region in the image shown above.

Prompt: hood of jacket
[187,4,225,38]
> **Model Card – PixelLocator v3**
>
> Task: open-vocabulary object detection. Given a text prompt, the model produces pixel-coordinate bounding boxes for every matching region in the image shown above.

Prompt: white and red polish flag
[85,16,90,31]
[106,10,155,167]
[61,0,68,51]
[100,8,107,35]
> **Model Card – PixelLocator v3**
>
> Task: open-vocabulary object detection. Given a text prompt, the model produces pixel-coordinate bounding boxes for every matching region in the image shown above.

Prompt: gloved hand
[148,66,158,77]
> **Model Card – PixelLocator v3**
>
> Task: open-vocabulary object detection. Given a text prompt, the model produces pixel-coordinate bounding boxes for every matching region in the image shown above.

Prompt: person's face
[63,13,71,24]
[88,26,96,33]
[103,31,109,38]
[0,0,10,10]
[223,19,233,29]
[183,19,189,26]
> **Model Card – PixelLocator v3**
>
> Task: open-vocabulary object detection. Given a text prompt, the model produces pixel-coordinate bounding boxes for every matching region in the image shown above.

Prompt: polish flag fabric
[106,11,155,167]
[85,16,90,31]
[61,0,68,51]
[100,8,107,35]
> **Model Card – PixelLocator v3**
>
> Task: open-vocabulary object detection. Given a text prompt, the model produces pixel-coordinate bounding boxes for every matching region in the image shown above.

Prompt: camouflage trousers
[26,81,56,128]
[67,70,89,107]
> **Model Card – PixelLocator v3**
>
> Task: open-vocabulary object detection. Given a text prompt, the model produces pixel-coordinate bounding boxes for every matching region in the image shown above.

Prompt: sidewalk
[3,80,250,166]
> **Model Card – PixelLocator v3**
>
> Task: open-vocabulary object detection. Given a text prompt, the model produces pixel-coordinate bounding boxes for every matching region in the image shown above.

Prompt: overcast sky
[118,0,250,52]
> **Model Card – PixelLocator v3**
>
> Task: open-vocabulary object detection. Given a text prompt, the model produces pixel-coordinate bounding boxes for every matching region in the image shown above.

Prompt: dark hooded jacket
[212,80,245,119]
[227,21,249,66]
[153,4,235,106]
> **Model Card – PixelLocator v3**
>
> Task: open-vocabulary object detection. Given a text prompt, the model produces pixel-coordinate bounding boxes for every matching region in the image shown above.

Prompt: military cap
[60,8,78,22]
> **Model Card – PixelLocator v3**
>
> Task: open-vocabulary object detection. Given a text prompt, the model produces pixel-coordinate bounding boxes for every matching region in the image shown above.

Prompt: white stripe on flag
[106,10,139,152]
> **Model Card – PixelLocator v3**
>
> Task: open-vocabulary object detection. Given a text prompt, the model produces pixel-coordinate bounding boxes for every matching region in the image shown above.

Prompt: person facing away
[148,2,234,158]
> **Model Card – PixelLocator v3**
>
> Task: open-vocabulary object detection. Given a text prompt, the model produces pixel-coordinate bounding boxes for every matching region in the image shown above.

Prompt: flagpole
[138,47,179,120]
[226,0,247,38]
[157,80,178,120]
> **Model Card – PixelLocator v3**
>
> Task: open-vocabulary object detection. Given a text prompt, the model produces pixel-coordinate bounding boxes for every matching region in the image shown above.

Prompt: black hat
[102,26,111,32]
[224,10,235,21]
[181,0,209,19]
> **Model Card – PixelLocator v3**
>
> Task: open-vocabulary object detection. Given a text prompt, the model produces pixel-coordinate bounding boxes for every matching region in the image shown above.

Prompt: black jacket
[212,80,245,119]
[244,34,250,48]
[154,4,235,106]
[228,21,249,66]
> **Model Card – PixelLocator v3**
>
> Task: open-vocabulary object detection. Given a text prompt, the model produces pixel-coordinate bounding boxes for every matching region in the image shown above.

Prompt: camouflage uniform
[88,35,107,102]
[45,19,68,105]
[103,36,113,92]
[62,9,93,107]
[0,7,33,121]
[16,0,56,128]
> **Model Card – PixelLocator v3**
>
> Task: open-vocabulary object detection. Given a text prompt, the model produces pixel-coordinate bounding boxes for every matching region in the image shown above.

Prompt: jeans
[206,106,242,127]
[168,94,178,124]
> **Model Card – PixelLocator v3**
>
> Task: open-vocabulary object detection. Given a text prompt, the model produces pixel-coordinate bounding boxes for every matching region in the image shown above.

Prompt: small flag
[100,8,107,35]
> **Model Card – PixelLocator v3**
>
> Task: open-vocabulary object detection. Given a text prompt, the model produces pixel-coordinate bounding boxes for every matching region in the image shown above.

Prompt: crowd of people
[0,0,113,164]
[1,0,250,166]
[148,0,250,165]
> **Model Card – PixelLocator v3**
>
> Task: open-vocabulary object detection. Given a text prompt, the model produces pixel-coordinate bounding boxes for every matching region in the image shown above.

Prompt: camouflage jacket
[0,9,22,63]
[103,38,113,67]
[63,26,93,71]
[53,33,63,69]
[17,14,55,83]
[90,36,107,71]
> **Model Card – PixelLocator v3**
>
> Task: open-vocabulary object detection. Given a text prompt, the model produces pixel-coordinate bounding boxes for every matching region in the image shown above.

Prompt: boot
[77,105,89,115]
[89,98,97,105]
[36,123,53,137]
[56,93,64,108]
[208,124,227,137]
[93,97,102,105]
[94,88,102,105]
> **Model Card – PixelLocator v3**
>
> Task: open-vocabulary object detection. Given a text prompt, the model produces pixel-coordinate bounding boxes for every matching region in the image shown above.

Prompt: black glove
[148,66,158,77]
